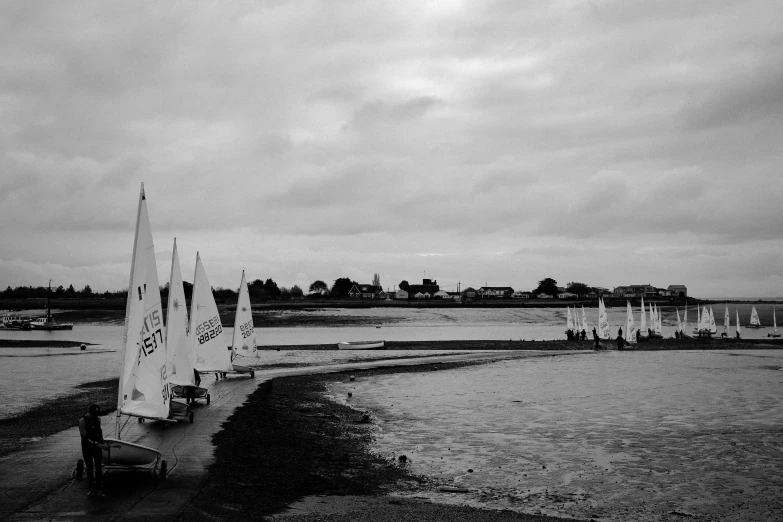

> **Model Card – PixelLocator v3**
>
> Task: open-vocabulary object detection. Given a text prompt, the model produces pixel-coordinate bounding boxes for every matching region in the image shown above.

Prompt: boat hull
[30,323,74,330]
[337,340,385,350]
[745,325,764,329]
[102,438,160,467]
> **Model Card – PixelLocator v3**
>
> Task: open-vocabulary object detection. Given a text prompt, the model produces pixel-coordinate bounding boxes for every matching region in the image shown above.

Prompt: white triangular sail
[676,308,682,333]
[699,305,710,331]
[749,306,761,327]
[190,253,232,373]
[736,310,741,336]
[231,270,258,365]
[116,184,170,428]
[709,306,717,334]
[598,298,610,339]
[654,304,663,335]
[774,307,779,335]
[626,301,636,344]
[566,307,574,332]
[640,297,646,334]
[723,305,730,336]
[683,305,688,333]
[166,239,195,387]
[581,305,588,332]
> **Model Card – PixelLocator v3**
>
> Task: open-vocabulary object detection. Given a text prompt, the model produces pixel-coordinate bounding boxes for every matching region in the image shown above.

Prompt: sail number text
[196,315,222,345]
[239,319,253,338]
[141,310,163,357]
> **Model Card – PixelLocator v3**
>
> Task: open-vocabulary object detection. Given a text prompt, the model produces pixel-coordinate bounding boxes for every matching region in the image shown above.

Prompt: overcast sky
[2,1,782,298]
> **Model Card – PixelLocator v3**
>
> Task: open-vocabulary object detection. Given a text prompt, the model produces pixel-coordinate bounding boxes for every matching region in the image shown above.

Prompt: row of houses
[613,284,688,299]
[348,280,688,300]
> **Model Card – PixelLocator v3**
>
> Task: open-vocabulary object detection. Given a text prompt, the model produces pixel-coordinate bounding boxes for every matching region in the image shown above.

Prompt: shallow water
[335,350,783,521]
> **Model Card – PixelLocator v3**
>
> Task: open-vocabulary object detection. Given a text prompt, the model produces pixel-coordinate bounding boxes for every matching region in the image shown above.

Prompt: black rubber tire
[138,418,144,423]
[189,411,194,423]
[160,460,167,481]
[76,459,84,480]
[206,394,211,405]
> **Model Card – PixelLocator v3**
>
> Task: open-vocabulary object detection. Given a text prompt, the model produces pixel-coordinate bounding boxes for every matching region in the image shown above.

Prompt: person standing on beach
[616,328,624,350]
[79,404,105,497]
[592,327,600,349]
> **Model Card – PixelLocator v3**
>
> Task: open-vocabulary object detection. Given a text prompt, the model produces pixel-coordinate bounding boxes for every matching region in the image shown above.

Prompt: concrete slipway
[0,350,579,521]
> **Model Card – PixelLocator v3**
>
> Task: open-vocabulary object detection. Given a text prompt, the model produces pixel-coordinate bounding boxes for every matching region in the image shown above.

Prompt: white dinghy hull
[337,340,385,350]
[103,438,161,467]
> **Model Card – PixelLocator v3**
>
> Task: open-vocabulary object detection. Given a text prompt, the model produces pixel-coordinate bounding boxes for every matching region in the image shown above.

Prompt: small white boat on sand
[337,340,385,350]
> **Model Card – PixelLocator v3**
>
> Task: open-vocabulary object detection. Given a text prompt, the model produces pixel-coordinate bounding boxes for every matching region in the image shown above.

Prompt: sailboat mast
[116,184,145,440]
[47,279,52,321]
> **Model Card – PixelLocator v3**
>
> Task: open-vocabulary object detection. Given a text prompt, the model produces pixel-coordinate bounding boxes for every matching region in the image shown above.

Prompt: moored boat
[337,340,385,350]
[29,280,74,330]
[747,305,764,328]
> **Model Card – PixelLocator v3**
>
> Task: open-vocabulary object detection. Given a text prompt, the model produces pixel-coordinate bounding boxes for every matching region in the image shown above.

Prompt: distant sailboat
[626,301,636,345]
[581,305,588,333]
[722,305,730,338]
[566,306,574,336]
[681,305,693,339]
[639,297,647,339]
[708,306,717,335]
[598,298,610,339]
[770,307,781,338]
[649,302,662,339]
[747,306,763,328]
[736,310,742,338]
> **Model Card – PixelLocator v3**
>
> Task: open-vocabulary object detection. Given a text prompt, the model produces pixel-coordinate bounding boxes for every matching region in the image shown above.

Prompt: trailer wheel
[206,394,211,405]
[160,460,167,480]
[138,418,144,423]
[250,370,255,377]
[76,459,84,480]
[189,411,194,423]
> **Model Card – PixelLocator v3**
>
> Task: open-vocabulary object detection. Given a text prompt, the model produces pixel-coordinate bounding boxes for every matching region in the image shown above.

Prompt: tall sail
[708,306,717,334]
[723,305,730,336]
[566,307,574,332]
[749,306,761,327]
[774,307,779,336]
[696,304,700,331]
[166,238,195,387]
[736,310,741,336]
[626,301,636,344]
[117,184,170,425]
[231,270,258,363]
[676,308,682,333]
[190,253,232,373]
[699,305,710,331]
[683,305,688,333]
[640,297,646,334]
[654,304,662,335]
[598,298,610,339]
[581,305,588,332]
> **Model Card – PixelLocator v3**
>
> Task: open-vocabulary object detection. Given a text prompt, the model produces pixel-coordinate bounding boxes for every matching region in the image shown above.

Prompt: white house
[558,292,577,299]
[538,293,553,299]
[395,289,409,299]
[433,290,450,299]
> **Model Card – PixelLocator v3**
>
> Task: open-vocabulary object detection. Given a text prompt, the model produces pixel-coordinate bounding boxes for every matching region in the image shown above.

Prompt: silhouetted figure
[581,329,586,341]
[79,404,105,497]
[636,329,641,343]
[616,330,624,350]
[592,327,600,349]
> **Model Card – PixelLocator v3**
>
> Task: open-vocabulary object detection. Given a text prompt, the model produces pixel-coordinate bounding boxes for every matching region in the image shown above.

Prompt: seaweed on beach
[187,373,420,520]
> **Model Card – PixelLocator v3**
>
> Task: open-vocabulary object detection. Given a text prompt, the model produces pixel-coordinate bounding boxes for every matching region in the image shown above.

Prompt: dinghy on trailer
[167,239,209,407]
[229,270,259,375]
[190,254,247,379]
[97,184,169,478]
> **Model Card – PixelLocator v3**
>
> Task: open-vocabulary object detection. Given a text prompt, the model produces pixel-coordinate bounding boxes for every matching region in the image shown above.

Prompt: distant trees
[534,278,558,296]
[566,282,590,295]
[331,277,357,297]
[309,280,329,294]
[398,280,410,291]
[372,273,381,288]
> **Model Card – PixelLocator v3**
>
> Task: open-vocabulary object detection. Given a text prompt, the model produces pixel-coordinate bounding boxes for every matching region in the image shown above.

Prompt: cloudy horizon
[2,1,782,298]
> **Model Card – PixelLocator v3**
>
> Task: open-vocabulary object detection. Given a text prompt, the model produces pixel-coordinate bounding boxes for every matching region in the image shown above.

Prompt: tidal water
[1,304,778,421]
[335,350,783,521]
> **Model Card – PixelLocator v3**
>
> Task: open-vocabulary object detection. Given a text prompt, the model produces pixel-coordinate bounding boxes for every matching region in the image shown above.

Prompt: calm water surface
[335,350,783,521]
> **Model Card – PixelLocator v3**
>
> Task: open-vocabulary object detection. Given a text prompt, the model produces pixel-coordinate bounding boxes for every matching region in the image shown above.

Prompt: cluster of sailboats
[99,184,262,478]
[566,299,780,345]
